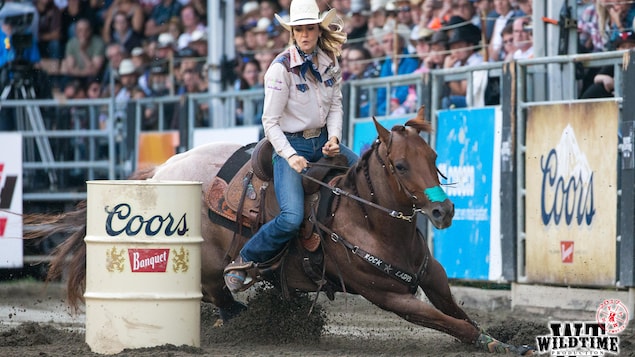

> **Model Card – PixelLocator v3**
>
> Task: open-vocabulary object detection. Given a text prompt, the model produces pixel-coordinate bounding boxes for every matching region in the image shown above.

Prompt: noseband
[373,133,448,207]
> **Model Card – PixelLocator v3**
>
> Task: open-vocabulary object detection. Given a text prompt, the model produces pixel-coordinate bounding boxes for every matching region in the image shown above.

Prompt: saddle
[205,139,348,256]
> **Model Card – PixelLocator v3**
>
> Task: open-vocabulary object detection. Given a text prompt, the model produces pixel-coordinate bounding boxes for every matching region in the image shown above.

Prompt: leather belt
[284,126,326,139]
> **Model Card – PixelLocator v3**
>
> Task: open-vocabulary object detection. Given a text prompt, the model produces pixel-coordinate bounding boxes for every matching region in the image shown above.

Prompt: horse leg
[199,225,247,324]
[371,291,480,344]
[419,254,472,322]
[418,253,534,355]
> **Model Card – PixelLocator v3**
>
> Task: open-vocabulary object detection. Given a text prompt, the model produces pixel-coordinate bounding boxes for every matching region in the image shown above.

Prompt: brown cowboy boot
[223,256,254,293]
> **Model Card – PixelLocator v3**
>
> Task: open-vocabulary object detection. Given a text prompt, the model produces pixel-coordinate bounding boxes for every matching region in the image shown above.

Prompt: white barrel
[84,180,203,355]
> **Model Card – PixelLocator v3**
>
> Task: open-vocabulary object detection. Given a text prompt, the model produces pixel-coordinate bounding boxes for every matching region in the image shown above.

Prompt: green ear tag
[424,186,448,202]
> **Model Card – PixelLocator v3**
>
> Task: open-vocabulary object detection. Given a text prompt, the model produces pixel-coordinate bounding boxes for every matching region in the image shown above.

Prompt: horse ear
[372,116,391,143]
[405,105,426,132]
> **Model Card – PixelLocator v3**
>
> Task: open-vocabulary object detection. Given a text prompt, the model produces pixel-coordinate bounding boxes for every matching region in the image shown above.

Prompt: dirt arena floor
[0,280,633,357]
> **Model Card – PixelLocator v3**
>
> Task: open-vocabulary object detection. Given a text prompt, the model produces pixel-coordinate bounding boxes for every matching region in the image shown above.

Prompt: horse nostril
[432,208,443,219]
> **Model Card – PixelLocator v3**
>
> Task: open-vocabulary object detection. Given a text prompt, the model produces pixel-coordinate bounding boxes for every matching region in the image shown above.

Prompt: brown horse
[41,108,533,355]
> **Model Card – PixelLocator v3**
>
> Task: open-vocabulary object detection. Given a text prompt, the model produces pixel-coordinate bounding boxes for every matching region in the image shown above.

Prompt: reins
[302,136,428,222]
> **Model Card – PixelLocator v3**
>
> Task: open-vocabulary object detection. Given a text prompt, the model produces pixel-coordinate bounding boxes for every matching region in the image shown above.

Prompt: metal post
[500,61,517,281]
[619,50,635,287]
[208,0,226,127]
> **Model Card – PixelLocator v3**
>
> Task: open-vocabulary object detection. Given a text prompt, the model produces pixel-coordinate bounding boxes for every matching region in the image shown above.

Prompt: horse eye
[395,162,408,173]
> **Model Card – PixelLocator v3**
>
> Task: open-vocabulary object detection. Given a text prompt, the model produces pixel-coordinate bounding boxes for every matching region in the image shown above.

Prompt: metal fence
[7,50,632,279]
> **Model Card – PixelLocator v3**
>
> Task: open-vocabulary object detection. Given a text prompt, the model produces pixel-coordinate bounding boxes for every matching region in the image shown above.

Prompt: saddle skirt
[206,160,278,231]
[205,140,348,252]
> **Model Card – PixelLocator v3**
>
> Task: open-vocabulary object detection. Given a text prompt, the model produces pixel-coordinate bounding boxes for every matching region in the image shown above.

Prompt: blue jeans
[240,129,358,263]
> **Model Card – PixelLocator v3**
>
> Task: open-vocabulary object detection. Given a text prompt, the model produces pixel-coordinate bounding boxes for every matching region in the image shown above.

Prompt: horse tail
[43,201,88,312]
[32,166,158,312]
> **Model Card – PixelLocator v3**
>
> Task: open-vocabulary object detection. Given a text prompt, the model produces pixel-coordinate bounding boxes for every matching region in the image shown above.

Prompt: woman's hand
[322,137,340,157]
[288,154,308,173]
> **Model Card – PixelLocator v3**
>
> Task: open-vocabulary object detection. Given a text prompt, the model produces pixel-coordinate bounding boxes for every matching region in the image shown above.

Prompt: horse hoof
[474,333,535,354]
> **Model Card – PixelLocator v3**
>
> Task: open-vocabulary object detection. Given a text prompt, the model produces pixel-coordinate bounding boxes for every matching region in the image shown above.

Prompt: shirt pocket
[291,84,311,105]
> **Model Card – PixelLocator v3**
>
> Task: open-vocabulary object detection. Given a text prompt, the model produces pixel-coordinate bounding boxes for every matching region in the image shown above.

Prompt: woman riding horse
[223,0,359,292]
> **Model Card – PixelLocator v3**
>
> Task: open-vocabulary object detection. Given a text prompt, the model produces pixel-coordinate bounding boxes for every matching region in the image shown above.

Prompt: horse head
[372,106,454,229]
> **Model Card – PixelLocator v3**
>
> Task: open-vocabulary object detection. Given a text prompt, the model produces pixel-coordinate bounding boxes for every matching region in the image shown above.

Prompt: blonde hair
[289,16,347,58]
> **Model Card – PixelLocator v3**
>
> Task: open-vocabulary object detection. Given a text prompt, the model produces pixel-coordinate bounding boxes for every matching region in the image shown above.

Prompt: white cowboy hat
[118,59,137,76]
[274,0,337,32]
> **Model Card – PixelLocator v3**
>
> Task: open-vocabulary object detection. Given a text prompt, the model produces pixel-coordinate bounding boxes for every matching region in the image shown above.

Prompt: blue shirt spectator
[376,27,420,116]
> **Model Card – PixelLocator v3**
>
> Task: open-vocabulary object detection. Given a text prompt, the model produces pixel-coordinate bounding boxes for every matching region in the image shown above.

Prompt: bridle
[302,132,448,222]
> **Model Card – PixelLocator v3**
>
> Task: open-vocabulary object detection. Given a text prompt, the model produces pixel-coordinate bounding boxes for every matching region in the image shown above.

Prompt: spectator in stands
[442,22,483,108]
[347,45,379,117]
[511,17,533,60]
[394,0,417,51]
[101,43,126,89]
[254,47,277,80]
[188,29,208,57]
[131,46,152,95]
[420,29,449,71]
[107,11,144,54]
[251,18,275,50]
[580,31,635,98]
[167,16,183,44]
[171,68,208,128]
[176,5,206,50]
[115,58,138,105]
[144,0,182,37]
[488,0,523,62]
[36,0,63,59]
[61,0,97,52]
[369,2,388,31]
[578,0,608,53]
[147,59,171,96]
[452,0,479,27]
[375,24,420,116]
[472,0,496,41]
[260,0,280,23]
[60,18,106,84]
[346,2,370,43]
[413,26,434,71]
[102,0,145,40]
[365,28,386,74]
[500,23,515,61]
[235,59,263,125]
[427,0,453,30]
[154,32,176,61]
[516,0,532,16]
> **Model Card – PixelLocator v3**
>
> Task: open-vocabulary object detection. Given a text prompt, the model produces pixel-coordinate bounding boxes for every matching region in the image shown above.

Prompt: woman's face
[292,24,321,53]
[347,48,366,77]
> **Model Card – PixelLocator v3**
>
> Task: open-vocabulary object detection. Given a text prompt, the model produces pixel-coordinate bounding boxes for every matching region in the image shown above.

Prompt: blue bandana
[296,46,322,82]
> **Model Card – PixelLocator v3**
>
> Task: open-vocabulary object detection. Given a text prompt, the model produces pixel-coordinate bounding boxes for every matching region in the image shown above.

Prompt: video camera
[0,1,37,82]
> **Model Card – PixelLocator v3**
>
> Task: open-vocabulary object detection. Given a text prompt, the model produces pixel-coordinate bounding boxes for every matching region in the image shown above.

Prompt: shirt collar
[289,46,329,69]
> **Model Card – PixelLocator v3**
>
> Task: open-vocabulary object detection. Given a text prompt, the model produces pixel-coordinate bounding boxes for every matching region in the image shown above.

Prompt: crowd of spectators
[4,0,634,124]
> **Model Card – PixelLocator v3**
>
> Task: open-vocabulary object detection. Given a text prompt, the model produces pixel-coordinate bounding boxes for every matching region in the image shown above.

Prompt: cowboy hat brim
[275,8,337,32]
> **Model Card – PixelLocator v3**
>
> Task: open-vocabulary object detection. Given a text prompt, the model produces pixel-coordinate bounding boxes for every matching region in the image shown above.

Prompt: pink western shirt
[262,46,343,160]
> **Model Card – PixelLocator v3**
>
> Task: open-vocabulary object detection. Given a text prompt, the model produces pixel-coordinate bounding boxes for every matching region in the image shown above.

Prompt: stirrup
[224,257,255,293]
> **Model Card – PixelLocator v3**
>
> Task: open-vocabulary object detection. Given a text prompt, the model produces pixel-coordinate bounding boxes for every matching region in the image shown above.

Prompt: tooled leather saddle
[205,139,348,289]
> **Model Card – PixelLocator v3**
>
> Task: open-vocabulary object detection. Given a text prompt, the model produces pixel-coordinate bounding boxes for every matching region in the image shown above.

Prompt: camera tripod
[0,74,57,188]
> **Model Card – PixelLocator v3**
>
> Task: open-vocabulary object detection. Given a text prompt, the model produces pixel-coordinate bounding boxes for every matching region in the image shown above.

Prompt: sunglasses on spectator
[398,6,411,12]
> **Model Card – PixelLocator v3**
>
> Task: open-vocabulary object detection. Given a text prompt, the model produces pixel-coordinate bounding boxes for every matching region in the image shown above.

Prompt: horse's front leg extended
[376,292,480,344]
[419,255,472,322]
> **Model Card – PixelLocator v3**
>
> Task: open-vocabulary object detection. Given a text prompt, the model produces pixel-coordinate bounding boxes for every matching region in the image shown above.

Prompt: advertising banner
[433,108,502,280]
[136,131,180,170]
[0,133,23,268]
[525,102,618,286]
[352,117,409,156]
